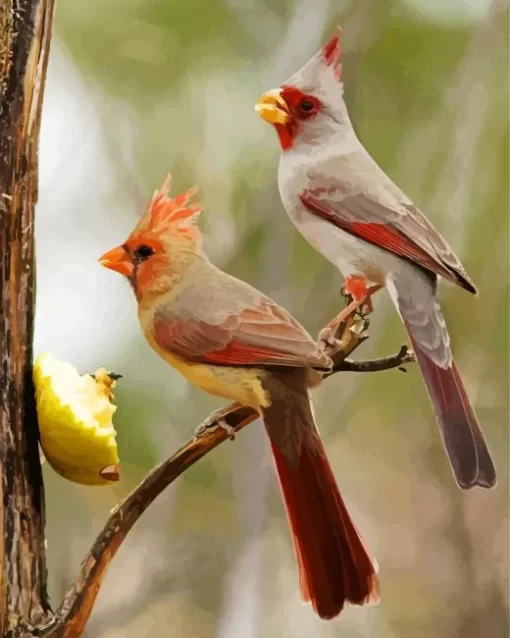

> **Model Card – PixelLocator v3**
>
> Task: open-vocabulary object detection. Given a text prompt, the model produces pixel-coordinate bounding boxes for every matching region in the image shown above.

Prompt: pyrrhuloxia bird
[98,175,378,619]
[256,29,496,490]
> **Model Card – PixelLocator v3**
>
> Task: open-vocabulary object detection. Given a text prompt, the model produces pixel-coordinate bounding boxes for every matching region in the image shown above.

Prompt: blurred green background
[34,0,508,636]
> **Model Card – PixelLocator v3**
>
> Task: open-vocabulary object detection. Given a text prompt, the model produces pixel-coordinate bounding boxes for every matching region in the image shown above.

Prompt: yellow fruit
[33,353,120,485]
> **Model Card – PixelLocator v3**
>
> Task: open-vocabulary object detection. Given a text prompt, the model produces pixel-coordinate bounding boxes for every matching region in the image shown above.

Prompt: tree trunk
[0,1,55,635]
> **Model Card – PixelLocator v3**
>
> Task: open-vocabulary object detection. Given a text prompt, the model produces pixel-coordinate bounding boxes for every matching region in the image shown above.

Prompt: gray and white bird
[256,28,496,489]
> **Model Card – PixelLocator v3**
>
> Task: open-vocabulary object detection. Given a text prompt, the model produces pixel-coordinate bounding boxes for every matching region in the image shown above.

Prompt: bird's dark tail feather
[409,334,496,489]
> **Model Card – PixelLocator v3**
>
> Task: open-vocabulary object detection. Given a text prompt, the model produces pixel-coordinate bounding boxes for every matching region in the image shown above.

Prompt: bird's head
[99,174,204,301]
[255,28,349,151]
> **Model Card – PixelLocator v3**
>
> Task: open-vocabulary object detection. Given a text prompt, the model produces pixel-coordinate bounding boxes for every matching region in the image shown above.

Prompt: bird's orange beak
[255,89,290,125]
[98,245,134,277]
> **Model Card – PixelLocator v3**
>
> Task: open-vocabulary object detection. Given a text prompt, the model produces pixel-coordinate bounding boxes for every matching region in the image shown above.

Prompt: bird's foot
[218,419,237,440]
[319,282,383,357]
[194,407,238,440]
[318,324,342,352]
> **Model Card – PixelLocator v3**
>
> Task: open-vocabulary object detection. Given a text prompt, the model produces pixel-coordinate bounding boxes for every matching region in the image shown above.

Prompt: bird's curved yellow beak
[98,245,134,277]
[255,89,290,125]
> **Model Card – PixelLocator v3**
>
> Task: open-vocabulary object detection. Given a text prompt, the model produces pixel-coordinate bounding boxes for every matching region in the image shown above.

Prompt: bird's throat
[275,121,298,151]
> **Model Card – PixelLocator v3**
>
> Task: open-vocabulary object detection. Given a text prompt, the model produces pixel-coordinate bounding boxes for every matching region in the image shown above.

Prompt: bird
[98,174,379,619]
[255,27,496,490]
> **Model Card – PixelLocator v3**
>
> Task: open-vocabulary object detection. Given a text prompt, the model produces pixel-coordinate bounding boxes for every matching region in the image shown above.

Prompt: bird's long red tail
[262,370,378,619]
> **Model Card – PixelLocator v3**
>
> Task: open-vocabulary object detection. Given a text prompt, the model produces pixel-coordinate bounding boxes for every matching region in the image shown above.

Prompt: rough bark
[0,1,55,636]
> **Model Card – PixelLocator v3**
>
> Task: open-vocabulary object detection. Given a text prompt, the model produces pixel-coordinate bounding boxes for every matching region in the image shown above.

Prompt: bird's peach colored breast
[144,330,270,410]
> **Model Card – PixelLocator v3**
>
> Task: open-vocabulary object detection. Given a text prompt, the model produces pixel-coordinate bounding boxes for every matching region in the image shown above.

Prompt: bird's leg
[319,281,382,350]
[344,275,369,305]
[360,283,383,317]
[344,276,382,317]
[194,403,242,440]
[319,299,361,349]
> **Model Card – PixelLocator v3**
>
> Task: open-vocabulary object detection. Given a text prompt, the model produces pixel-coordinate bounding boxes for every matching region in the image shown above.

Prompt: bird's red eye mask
[280,87,322,120]
[255,87,322,151]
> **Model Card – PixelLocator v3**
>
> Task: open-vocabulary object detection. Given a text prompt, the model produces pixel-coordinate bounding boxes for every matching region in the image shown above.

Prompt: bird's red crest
[148,173,203,230]
[322,27,343,81]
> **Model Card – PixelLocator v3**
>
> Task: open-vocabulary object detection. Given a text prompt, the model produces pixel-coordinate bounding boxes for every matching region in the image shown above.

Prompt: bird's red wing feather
[300,191,457,283]
[153,300,328,369]
[201,338,304,366]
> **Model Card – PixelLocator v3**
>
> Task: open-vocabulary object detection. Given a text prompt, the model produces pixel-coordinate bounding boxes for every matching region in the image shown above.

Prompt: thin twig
[334,345,415,373]
[34,299,414,637]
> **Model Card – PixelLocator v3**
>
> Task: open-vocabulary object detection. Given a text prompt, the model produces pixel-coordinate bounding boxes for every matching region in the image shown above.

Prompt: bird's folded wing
[152,299,330,369]
[300,184,476,294]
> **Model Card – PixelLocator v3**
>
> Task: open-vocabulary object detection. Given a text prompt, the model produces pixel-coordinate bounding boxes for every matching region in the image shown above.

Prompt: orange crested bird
[99,174,378,619]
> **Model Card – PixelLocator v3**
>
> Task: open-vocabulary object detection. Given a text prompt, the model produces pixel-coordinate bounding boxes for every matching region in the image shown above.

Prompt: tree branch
[0,1,56,636]
[35,299,414,637]
[34,403,257,638]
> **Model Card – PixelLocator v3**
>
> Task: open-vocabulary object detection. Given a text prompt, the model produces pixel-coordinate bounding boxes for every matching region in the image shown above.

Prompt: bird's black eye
[134,244,155,261]
[299,99,315,112]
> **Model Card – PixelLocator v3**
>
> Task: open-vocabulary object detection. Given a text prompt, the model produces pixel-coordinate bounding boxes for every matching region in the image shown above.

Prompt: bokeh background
[34,0,508,636]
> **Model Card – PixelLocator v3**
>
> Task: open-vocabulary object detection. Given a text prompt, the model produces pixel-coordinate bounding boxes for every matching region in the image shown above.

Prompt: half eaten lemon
[34,353,120,485]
